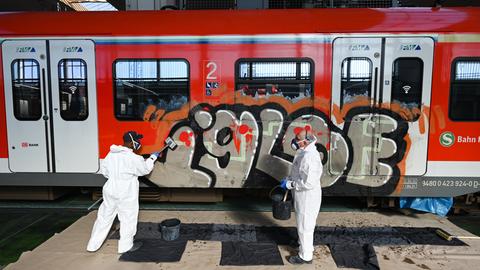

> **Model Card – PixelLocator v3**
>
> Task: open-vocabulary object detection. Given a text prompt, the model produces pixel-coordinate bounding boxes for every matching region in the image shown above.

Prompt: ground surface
[3,209,480,270]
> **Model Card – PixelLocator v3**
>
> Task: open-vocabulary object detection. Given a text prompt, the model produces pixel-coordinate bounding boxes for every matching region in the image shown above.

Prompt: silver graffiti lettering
[256,109,291,180]
[345,113,398,187]
[146,105,406,192]
[198,109,259,187]
[149,126,212,187]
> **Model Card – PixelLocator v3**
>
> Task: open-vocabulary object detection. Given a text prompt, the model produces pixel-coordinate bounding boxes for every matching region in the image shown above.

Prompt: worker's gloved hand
[151,152,161,159]
[280,179,289,190]
[280,178,294,190]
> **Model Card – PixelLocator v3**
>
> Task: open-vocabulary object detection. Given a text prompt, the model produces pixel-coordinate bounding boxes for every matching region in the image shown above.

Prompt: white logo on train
[400,44,421,51]
[349,44,370,51]
[16,47,35,53]
[439,131,455,147]
[63,46,83,53]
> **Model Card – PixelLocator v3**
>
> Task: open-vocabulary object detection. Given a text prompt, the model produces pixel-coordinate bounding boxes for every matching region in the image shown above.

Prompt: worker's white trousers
[86,193,139,253]
[294,186,322,261]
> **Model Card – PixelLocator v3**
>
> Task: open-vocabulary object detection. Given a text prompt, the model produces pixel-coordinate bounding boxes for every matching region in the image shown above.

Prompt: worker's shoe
[127,241,143,253]
[287,255,312,265]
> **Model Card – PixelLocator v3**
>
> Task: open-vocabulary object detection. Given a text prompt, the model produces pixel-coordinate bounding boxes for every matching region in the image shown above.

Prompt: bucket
[160,218,181,241]
[270,186,292,220]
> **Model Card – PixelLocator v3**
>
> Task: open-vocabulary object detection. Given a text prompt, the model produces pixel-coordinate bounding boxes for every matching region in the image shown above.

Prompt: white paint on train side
[426,161,480,177]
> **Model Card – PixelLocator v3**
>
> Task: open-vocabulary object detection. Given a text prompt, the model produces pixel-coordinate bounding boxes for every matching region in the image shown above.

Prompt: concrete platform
[5,210,480,270]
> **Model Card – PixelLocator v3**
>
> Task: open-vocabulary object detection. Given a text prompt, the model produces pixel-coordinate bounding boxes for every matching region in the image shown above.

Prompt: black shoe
[287,255,312,265]
[127,241,143,252]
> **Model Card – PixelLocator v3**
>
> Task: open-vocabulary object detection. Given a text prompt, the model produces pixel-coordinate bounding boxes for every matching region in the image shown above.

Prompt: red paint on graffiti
[239,124,249,135]
[179,131,192,147]
[245,134,253,145]
[294,125,312,136]
[294,127,303,135]
[229,124,242,153]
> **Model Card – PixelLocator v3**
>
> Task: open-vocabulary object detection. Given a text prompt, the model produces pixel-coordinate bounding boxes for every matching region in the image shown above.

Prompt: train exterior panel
[0,8,479,196]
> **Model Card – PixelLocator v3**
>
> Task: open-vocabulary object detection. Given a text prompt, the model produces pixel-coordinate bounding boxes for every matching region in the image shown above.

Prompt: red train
[0,8,479,196]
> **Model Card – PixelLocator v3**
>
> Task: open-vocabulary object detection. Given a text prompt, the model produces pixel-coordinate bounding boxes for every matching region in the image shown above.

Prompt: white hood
[109,144,132,153]
[304,139,318,152]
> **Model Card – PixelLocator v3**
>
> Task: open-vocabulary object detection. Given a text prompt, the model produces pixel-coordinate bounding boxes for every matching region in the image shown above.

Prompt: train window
[58,59,88,121]
[114,59,189,120]
[11,59,42,121]
[450,59,480,121]
[340,57,372,108]
[235,59,313,101]
[391,58,424,121]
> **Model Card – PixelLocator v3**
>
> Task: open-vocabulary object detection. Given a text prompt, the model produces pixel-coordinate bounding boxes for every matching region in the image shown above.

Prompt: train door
[2,40,50,172]
[382,37,434,176]
[2,39,98,173]
[49,40,98,172]
[330,38,383,180]
[329,37,433,183]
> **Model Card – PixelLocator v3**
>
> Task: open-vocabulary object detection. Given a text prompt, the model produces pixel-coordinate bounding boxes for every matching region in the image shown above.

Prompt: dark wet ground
[0,192,478,268]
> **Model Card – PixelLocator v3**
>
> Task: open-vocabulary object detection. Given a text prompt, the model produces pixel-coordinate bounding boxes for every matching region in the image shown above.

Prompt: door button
[43,115,49,120]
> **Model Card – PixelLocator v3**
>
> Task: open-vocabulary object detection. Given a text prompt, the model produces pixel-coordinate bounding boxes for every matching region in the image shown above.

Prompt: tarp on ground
[399,197,453,217]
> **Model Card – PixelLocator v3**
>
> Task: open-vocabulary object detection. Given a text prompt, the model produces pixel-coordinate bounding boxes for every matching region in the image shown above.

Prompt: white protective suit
[286,140,322,261]
[87,145,157,253]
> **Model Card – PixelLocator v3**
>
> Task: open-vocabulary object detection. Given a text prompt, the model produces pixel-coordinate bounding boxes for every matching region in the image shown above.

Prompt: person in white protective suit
[280,130,322,264]
[87,131,160,253]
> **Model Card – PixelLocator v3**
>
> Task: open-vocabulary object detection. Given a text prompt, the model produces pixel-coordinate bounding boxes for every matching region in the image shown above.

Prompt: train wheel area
[0,191,479,269]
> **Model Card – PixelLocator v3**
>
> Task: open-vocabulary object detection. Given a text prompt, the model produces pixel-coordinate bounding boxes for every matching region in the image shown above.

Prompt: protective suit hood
[109,145,132,153]
[303,139,317,152]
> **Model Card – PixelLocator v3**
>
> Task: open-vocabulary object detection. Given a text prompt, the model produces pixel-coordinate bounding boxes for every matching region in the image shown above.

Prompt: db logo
[21,142,29,148]
[439,132,455,147]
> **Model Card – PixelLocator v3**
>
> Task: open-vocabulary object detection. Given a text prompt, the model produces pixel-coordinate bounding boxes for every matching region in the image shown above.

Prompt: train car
[0,8,479,197]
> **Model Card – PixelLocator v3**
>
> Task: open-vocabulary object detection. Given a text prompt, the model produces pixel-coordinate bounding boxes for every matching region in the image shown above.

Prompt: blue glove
[280,179,288,190]
[152,152,161,159]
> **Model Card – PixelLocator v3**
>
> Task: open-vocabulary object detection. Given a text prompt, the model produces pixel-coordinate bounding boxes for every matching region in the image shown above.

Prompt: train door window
[58,59,88,121]
[340,57,372,108]
[391,58,423,121]
[450,58,480,121]
[235,59,313,101]
[114,59,189,120]
[11,59,42,120]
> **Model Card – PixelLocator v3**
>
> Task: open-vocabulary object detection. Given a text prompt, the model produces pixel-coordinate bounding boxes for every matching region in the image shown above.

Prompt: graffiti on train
[148,103,408,194]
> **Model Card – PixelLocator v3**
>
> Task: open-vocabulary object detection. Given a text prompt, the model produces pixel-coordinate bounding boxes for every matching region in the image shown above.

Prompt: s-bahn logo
[63,46,83,53]
[440,131,455,147]
[349,44,370,51]
[400,44,421,51]
[16,47,35,53]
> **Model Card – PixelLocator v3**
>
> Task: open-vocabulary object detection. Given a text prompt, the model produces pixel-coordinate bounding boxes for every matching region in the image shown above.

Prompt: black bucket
[160,218,181,241]
[270,186,292,220]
